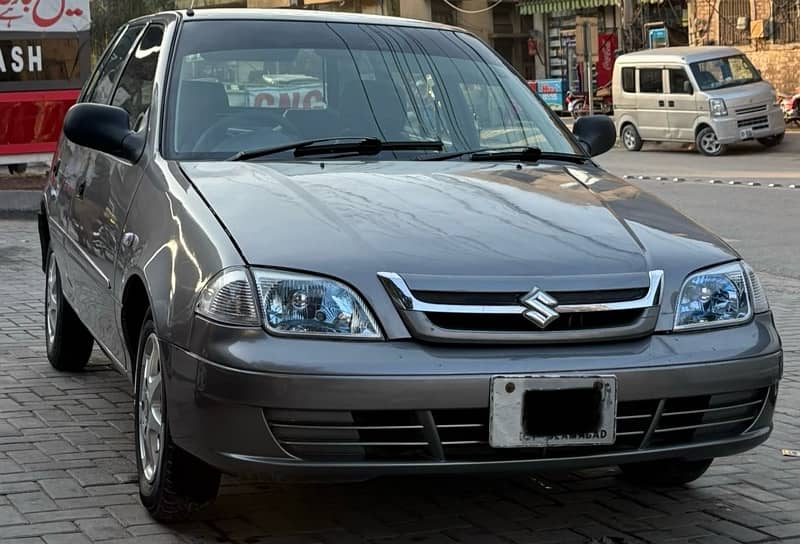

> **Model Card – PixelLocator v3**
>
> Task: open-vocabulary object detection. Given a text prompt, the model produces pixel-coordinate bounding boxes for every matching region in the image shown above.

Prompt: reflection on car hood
[180,160,737,281]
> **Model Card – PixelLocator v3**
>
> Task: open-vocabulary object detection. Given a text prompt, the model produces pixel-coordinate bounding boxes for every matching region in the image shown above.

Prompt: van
[612,46,784,156]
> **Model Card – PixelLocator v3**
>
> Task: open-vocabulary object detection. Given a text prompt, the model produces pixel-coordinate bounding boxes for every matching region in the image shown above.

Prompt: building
[689,0,800,93]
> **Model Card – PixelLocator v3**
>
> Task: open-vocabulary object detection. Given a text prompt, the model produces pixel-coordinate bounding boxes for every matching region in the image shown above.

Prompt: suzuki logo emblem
[521,287,560,328]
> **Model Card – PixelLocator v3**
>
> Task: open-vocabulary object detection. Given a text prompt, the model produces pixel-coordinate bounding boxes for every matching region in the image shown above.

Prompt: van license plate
[740,128,754,139]
[489,375,617,448]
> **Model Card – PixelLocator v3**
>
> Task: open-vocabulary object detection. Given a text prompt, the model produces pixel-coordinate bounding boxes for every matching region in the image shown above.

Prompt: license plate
[489,375,617,448]
[740,128,754,139]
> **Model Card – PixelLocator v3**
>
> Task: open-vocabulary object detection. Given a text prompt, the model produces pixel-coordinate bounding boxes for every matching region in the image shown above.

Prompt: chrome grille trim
[378,270,664,315]
[378,270,663,343]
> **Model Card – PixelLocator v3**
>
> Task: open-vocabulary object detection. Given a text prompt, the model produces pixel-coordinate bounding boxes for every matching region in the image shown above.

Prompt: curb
[623,175,800,189]
[0,190,40,213]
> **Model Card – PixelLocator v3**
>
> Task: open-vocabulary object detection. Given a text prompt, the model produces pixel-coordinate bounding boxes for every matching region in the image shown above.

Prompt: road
[0,160,799,543]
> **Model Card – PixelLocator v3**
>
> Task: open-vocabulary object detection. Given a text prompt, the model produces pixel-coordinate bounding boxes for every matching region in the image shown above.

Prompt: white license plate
[740,128,754,139]
[489,375,617,448]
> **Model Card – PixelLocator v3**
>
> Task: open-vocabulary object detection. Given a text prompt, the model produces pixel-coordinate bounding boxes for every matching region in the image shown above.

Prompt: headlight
[196,267,260,326]
[709,98,728,117]
[252,269,381,339]
[674,261,768,331]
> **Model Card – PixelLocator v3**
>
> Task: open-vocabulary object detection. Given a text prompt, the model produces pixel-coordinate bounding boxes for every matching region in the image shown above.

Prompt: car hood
[703,80,775,109]
[181,160,738,332]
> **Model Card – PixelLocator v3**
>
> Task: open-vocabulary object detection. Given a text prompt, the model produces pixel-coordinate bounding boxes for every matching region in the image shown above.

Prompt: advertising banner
[0,0,91,33]
[536,78,566,112]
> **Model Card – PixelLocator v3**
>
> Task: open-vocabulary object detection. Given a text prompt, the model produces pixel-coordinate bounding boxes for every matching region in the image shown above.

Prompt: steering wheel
[192,111,302,152]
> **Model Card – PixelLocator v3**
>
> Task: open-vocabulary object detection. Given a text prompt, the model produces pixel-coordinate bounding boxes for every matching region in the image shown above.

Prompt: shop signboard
[535,78,567,112]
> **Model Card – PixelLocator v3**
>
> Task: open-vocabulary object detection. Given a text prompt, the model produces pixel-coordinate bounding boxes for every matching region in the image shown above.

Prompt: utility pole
[582,20,594,115]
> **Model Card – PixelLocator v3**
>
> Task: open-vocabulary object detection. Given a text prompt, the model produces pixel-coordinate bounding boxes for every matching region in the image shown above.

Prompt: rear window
[639,68,663,93]
[621,67,635,93]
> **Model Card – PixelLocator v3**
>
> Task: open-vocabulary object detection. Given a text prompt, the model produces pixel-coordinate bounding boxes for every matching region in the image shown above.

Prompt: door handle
[668,100,675,107]
[76,180,87,199]
[658,100,665,107]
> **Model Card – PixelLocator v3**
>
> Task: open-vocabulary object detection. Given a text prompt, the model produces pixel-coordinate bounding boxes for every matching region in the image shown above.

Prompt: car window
[639,69,663,93]
[668,68,693,94]
[111,25,164,131]
[86,24,145,104]
[690,55,761,91]
[165,20,581,160]
[621,67,635,93]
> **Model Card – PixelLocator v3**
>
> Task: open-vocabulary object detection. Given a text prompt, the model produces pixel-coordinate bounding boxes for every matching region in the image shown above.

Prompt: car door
[63,23,164,362]
[635,67,669,140]
[665,66,698,141]
[51,23,145,307]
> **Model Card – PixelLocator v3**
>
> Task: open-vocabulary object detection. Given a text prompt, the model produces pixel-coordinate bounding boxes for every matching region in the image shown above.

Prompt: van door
[665,66,698,141]
[635,67,668,140]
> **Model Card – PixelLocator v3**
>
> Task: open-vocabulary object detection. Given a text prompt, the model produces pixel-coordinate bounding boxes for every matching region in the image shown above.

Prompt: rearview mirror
[683,81,694,94]
[63,103,145,163]
[572,115,616,157]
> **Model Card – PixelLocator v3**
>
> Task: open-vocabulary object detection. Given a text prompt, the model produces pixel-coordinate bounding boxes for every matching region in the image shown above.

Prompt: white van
[613,46,785,156]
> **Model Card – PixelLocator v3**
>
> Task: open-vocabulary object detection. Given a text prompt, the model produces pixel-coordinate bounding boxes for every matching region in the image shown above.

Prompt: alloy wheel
[623,129,636,149]
[700,131,721,155]
[138,333,164,483]
[46,257,59,347]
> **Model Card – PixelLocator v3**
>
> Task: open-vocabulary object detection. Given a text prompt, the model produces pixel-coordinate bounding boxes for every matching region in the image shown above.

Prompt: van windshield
[689,55,761,91]
[165,20,581,160]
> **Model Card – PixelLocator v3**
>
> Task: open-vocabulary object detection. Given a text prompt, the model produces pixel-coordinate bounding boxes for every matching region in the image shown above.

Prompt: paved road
[595,132,800,183]
[1,176,799,543]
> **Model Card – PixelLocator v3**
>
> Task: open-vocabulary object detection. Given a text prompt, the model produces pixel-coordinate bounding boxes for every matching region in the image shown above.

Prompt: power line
[440,0,504,15]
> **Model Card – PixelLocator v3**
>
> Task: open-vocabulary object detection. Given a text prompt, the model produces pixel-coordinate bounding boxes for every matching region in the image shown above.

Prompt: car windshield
[164,20,581,160]
[690,55,762,91]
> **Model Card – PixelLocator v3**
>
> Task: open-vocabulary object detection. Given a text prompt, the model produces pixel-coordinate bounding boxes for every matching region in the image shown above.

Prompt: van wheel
[135,312,220,521]
[696,127,727,156]
[621,125,643,151]
[619,458,714,486]
[45,249,94,371]
[757,133,784,147]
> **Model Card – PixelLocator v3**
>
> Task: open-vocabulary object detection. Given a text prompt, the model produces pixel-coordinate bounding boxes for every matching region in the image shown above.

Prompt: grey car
[38,9,782,521]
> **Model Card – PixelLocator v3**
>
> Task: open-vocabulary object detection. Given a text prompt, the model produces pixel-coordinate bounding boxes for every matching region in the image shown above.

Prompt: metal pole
[583,22,594,115]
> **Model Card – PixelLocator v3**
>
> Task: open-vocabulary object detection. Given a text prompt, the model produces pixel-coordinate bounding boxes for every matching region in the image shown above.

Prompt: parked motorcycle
[778,91,800,127]
[567,83,614,119]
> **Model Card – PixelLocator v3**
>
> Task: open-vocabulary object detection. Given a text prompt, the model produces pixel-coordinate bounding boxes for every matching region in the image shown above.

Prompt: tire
[135,312,220,522]
[45,249,94,371]
[619,458,714,486]
[757,133,784,147]
[621,124,643,152]
[695,126,727,156]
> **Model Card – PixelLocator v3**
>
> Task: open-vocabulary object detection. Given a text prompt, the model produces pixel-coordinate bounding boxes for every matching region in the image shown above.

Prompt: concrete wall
[399,0,432,20]
[691,0,800,93]
[458,0,493,42]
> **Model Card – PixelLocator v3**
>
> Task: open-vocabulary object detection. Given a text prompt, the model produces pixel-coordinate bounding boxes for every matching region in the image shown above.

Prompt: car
[39,9,782,521]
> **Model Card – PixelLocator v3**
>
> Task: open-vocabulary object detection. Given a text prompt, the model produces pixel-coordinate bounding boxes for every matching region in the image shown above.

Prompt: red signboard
[596,33,617,88]
[0,89,78,155]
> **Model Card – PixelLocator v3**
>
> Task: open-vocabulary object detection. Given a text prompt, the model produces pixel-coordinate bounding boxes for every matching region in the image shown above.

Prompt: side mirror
[572,115,616,157]
[63,103,145,163]
[683,81,694,94]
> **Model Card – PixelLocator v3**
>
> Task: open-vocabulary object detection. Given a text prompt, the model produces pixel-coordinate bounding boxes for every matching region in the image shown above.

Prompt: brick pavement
[1,216,799,544]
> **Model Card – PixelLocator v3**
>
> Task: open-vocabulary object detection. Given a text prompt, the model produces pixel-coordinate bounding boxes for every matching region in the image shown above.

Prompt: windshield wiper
[229,137,443,161]
[417,146,589,164]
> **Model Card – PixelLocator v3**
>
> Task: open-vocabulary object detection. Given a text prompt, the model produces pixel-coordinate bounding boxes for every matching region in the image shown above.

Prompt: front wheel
[619,458,714,486]
[621,124,643,152]
[45,249,94,371]
[135,312,220,521]
[696,127,727,156]
[758,133,784,147]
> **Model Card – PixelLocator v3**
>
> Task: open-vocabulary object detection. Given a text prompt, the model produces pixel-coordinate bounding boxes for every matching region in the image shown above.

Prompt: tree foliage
[90,0,176,59]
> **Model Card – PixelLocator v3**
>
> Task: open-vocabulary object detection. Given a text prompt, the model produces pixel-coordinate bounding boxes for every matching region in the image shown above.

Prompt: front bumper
[714,107,785,144]
[163,313,782,479]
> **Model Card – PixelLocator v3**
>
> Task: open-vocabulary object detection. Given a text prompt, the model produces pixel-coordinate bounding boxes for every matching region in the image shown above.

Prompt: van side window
[622,67,635,93]
[639,69,663,93]
[668,69,693,94]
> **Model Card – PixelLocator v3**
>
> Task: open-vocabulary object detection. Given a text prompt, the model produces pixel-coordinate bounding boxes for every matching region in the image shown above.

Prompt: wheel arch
[121,273,155,380]
[37,199,50,273]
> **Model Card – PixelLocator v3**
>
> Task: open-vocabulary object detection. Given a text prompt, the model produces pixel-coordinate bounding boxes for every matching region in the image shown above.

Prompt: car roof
[616,46,744,64]
[139,8,460,32]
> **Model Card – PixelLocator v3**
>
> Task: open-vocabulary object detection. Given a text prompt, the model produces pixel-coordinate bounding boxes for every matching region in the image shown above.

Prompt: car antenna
[187,0,196,16]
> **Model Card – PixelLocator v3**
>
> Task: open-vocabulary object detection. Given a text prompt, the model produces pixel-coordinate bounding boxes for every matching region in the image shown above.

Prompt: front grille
[738,115,769,129]
[378,271,663,344]
[426,309,643,332]
[413,288,649,306]
[265,387,770,462]
[735,104,767,115]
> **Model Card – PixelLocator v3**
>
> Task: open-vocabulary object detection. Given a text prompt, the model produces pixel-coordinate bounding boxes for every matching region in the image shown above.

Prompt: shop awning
[518,0,661,14]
